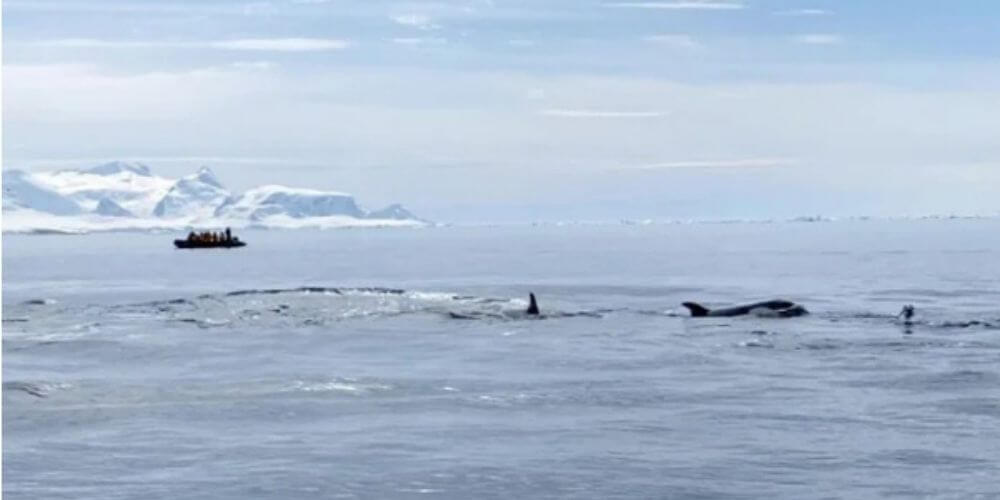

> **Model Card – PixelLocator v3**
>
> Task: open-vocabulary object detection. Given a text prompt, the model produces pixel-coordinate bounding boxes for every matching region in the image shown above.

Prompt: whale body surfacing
[682,299,807,318]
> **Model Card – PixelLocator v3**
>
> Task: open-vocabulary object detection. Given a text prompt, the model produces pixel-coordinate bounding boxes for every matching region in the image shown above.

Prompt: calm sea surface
[4,220,1000,499]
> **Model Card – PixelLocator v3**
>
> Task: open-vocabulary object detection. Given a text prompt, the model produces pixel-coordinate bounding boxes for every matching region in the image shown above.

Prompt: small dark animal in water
[682,299,808,318]
[898,304,915,322]
[898,304,915,332]
[526,292,540,315]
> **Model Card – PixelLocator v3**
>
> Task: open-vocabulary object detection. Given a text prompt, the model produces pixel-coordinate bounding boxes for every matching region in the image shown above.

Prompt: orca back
[755,299,796,310]
[682,302,710,317]
[684,299,805,317]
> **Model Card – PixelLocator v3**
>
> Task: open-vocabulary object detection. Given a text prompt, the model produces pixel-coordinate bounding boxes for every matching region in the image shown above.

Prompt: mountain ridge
[2,162,426,233]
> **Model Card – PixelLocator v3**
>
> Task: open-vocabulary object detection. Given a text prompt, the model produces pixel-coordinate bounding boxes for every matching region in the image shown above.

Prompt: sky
[3,0,1000,222]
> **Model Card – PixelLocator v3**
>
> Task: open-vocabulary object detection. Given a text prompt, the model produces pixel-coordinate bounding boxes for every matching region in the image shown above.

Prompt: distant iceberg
[215,184,365,221]
[2,162,427,234]
[366,203,425,222]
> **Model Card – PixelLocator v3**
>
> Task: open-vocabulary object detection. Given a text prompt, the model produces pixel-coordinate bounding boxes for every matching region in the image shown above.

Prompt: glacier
[2,162,426,234]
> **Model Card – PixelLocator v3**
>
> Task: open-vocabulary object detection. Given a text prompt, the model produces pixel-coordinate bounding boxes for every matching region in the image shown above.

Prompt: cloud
[7,64,1000,212]
[32,39,164,48]
[211,38,350,51]
[793,34,843,45]
[29,38,351,51]
[774,8,831,16]
[390,37,447,46]
[603,1,744,10]
[3,63,278,123]
[4,1,232,13]
[391,13,441,30]
[622,158,798,170]
[643,34,700,49]
[540,109,666,118]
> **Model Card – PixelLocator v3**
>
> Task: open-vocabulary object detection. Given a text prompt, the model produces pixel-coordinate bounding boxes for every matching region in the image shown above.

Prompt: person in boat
[225,227,232,243]
[187,231,196,242]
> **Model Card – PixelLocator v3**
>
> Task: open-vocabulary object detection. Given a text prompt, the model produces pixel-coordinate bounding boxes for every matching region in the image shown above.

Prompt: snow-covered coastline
[2,161,427,234]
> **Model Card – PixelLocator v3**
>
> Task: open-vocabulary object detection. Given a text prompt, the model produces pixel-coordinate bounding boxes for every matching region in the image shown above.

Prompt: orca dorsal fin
[682,302,710,317]
[526,293,540,315]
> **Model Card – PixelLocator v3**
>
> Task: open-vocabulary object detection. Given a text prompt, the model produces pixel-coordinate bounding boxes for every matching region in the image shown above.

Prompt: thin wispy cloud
[391,14,441,30]
[32,39,160,48]
[390,37,447,46]
[793,34,843,45]
[31,38,351,51]
[5,1,232,13]
[643,34,701,49]
[604,1,744,10]
[622,158,798,170]
[540,109,666,118]
[212,38,350,51]
[775,8,832,16]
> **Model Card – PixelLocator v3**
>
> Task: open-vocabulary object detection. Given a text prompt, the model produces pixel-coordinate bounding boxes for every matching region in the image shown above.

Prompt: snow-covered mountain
[81,160,152,177]
[2,170,83,215]
[95,198,135,218]
[32,161,174,216]
[2,162,426,233]
[153,167,231,219]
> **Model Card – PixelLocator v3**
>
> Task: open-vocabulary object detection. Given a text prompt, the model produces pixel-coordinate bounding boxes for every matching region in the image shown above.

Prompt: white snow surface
[2,162,425,234]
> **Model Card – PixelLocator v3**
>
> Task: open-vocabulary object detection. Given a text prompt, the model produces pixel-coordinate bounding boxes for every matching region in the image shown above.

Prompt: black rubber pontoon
[174,239,246,249]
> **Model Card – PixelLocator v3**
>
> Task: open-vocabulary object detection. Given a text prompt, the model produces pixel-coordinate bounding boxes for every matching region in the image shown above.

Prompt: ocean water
[3,220,1000,499]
